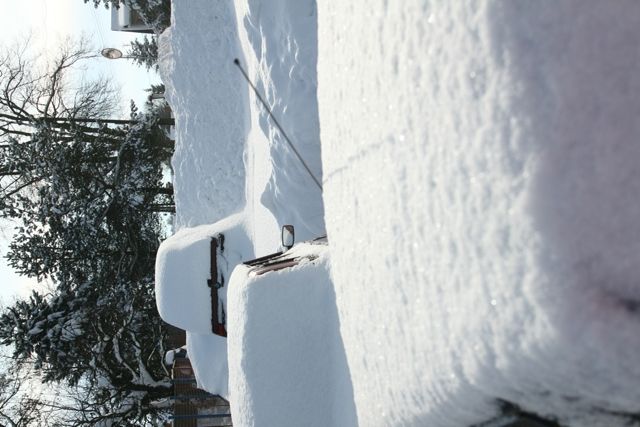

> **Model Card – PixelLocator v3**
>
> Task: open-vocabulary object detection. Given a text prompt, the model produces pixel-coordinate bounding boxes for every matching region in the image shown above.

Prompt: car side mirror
[281,225,295,250]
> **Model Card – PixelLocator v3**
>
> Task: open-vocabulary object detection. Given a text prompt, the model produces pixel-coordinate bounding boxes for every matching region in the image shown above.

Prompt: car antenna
[233,58,323,192]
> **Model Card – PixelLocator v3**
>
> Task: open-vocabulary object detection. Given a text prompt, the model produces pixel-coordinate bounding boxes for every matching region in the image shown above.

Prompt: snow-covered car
[242,225,327,276]
[155,220,324,337]
[155,214,250,336]
[224,229,337,426]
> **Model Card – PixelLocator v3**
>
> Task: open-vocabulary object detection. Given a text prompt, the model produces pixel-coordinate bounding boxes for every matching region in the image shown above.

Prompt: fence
[170,356,232,426]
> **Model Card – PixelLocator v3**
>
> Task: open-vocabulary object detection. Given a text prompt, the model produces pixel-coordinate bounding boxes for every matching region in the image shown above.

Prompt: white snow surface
[156,0,330,406]
[318,1,640,426]
[157,2,247,229]
[236,0,325,241]
[156,0,640,426]
[186,331,231,399]
[227,243,356,427]
[154,213,251,397]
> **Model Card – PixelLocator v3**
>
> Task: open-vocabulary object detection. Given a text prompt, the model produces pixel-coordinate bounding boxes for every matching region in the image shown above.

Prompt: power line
[90,7,107,48]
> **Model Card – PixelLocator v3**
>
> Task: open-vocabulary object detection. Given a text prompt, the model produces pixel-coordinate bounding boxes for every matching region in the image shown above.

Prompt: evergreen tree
[0,284,173,425]
[0,39,176,425]
[3,100,174,282]
[128,36,158,71]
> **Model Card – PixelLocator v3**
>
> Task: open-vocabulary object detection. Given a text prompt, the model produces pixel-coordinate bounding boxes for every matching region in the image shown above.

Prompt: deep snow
[156,0,340,419]
[227,243,356,427]
[157,2,247,230]
[156,1,640,426]
[318,2,640,426]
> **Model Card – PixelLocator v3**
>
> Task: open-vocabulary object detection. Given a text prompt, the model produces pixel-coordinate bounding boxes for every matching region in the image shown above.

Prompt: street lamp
[100,47,125,60]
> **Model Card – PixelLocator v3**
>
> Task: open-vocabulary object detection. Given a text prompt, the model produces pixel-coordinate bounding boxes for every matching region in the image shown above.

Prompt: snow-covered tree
[0,42,174,281]
[0,241,174,424]
[0,39,175,425]
[0,38,122,218]
[3,100,174,282]
[0,284,173,425]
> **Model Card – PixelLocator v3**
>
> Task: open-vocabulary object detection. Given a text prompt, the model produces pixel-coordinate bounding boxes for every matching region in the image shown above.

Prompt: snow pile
[156,0,328,407]
[227,244,356,427]
[157,0,640,425]
[235,0,325,241]
[186,332,232,398]
[157,1,247,229]
[164,347,186,367]
[156,0,261,399]
[318,1,640,426]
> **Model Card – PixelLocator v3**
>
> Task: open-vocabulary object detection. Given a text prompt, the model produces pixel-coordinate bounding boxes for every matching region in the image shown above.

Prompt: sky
[0,0,162,304]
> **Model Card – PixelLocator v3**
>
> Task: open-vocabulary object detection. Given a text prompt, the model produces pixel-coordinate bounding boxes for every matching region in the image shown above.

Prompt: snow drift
[235,0,326,241]
[156,0,640,425]
[157,1,248,229]
[318,1,640,426]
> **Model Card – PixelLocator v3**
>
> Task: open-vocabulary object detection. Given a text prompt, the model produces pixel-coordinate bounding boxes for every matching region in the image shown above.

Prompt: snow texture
[156,0,328,404]
[186,331,231,399]
[155,213,250,335]
[236,0,326,241]
[227,244,355,427]
[157,0,640,426]
[157,1,247,229]
[318,1,640,426]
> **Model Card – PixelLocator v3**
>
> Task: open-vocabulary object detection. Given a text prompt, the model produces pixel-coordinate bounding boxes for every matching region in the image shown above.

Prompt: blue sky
[0,0,162,304]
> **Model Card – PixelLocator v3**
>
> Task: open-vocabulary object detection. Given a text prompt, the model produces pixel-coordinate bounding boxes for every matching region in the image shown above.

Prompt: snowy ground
[156,1,640,426]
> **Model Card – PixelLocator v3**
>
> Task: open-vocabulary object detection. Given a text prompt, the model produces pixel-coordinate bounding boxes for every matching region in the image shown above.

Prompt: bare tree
[0,353,54,427]
[0,37,123,206]
[0,36,119,137]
